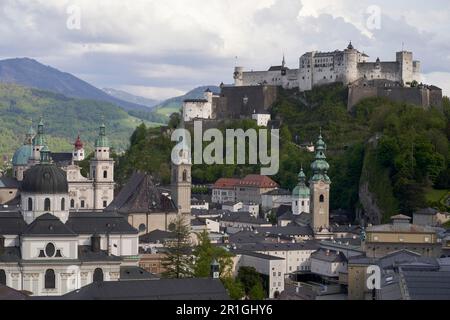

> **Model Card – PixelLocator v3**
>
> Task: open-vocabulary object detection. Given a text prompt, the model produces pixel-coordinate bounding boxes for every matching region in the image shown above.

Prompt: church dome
[292,184,310,198]
[12,144,32,166]
[21,164,68,194]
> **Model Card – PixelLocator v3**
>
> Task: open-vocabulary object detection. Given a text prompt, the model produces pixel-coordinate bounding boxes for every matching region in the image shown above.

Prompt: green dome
[95,123,110,148]
[12,144,32,166]
[292,168,310,198]
[292,185,310,198]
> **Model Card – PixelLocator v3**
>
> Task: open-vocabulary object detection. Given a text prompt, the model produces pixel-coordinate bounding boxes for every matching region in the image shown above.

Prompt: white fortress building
[233,42,421,91]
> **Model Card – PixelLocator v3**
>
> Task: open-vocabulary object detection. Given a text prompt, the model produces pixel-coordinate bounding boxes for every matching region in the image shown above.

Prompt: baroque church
[11,118,114,211]
[1,133,140,296]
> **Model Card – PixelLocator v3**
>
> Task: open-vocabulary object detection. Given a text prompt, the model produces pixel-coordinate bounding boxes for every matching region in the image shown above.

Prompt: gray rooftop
[62,278,229,300]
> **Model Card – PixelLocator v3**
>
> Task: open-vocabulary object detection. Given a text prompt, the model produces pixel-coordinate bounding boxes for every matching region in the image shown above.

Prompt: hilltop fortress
[182,42,442,124]
[234,42,421,90]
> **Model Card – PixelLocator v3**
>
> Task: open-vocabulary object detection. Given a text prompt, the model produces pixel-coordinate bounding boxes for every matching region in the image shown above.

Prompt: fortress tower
[233,66,244,86]
[343,41,359,85]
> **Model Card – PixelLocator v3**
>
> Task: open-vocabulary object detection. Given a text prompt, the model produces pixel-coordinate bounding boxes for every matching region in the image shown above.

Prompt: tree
[249,282,266,300]
[193,231,234,278]
[162,215,193,279]
[237,266,265,299]
[222,277,245,300]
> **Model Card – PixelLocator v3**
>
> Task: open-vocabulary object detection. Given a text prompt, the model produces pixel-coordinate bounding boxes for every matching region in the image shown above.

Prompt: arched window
[319,195,325,203]
[182,170,187,182]
[44,198,51,211]
[28,198,33,211]
[45,269,55,289]
[61,198,65,211]
[70,199,75,208]
[0,270,6,286]
[93,268,104,282]
[138,224,146,233]
[103,170,107,179]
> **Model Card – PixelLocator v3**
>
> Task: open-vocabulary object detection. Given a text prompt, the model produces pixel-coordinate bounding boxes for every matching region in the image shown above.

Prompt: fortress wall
[348,85,441,111]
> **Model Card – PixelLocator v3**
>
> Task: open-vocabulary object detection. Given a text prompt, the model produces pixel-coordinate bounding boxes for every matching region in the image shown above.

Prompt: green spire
[24,119,35,145]
[310,130,331,183]
[33,117,46,146]
[40,145,52,164]
[95,119,110,148]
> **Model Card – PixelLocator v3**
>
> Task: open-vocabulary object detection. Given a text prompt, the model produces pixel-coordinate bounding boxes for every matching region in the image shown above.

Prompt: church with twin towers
[11,118,115,213]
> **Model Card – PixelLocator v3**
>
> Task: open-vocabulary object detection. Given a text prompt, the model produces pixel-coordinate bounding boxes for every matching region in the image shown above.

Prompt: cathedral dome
[12,144,32,166]
[21,164,68,194]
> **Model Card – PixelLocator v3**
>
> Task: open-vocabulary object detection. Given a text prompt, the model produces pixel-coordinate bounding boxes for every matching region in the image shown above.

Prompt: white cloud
[0,0,449,99]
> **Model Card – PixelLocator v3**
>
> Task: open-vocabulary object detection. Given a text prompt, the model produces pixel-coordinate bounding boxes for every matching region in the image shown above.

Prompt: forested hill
[116,84,450,222]
[0,83,151,164]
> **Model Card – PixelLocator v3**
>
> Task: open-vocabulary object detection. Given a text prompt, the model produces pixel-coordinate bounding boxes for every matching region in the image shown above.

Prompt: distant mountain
[0,83,157,161]
[103,88,160,109]
[153,85,221,117]
[0,58,150,113]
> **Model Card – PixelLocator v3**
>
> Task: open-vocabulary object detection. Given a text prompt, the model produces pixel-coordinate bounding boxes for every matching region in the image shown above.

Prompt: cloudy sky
[1,0,449,100]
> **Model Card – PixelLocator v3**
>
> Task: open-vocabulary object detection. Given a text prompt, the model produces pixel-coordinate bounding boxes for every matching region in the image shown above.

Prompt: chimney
[0,236,4,256]
[91,234,101,253]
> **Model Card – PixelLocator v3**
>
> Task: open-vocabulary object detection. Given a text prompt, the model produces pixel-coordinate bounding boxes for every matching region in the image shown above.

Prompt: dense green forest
[0,83,159,167]
[116,84,450,220]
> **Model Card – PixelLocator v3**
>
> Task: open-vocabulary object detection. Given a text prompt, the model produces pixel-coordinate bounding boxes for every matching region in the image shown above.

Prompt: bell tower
[90,121,115,210]
[30,117,46,165]
[171,124,192,215]
[309,130,331,234]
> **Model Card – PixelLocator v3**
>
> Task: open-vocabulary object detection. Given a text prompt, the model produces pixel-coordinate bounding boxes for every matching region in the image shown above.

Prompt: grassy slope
[0,83,154,161]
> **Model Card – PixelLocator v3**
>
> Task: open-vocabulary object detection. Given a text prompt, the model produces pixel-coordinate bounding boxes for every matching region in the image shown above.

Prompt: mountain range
[103,88,160,109]
[0,58,150,112]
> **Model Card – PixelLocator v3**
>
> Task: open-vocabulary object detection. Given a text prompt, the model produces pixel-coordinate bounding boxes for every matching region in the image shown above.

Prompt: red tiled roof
[239,175,279,188]
[213,178,241,189]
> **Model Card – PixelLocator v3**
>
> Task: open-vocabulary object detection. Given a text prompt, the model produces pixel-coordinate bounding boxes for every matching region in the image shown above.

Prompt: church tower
[171,124,192,215]
[30,117,46,165]
[309,131,331,234]
[292,167,310,215]
[90,121,114,210]
[72,135,85,162]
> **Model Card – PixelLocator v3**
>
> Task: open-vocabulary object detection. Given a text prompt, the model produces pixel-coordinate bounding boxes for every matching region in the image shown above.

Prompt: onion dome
[292,167,310,198]
[74,135,83,150]
[95,122,109,148]
[12,125,34,166]
[12,145,32,166]
[347,41,354,50]
[310,131,331,183]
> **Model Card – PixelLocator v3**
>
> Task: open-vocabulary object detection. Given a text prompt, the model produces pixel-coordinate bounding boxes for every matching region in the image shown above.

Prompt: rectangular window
[80,200,85,208]
[103,201,107,208]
